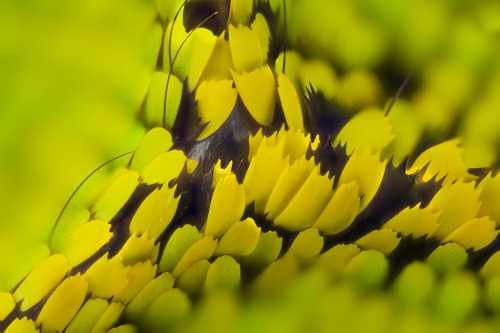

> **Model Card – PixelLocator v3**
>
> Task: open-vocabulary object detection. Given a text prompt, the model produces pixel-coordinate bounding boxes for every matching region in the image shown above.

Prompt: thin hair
[168,0,189,69]
[282,0,287,74]
[385,72,413,117]
[163,9,219,129]
[51,151,134,238]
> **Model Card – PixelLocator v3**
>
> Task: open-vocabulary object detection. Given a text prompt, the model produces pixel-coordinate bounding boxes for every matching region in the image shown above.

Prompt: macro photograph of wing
[0,0,500,332]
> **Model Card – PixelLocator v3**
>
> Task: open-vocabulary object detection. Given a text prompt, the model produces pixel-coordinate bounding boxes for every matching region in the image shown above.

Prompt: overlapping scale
[205,174,245,238]
[62,220,112,267]
[195,79,238,141]
[354,229,401,255]
[214,218,261,258]
[91,170,140,221]
[334,109,394,155]
[231,65,277,126]
[158,225,203,274]
[129,185,179,241]
[277,72,305,131]
[14,254,70,312]
[163,10,217,91]
[407,139,473,184]
[84,256,130,299]
[35,274,88,332]
[171,236,218,278]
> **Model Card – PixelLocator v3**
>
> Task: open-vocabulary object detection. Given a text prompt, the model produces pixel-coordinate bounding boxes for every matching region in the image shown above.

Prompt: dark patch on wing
[323,158,443,251]
[304,85,350,140]
[188,98,256,182]
[307,139,349,187]
[171,81,207,153]
[408,164,444,208]
[254,0,283,65]
[183,0,231,37]
[385,234,440,285]
[469,167,498,183]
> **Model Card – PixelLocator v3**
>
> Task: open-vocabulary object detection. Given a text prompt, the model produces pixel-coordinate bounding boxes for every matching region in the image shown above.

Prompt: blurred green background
[0,0,155,290]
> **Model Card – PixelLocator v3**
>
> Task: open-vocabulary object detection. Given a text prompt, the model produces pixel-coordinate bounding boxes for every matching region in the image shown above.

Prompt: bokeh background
[0,0,499,299]
[0,0,155,290]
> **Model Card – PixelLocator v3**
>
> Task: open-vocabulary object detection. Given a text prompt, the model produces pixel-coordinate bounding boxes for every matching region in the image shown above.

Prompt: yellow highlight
[384,206,441,239]
[338,149,386,212]
[62,220,112,267]
[195,79,238,141]
[334,109,394,155]
[172,236,218,278]
[117,232,159,266]
[408,139,471,184]
[215,218,261,258]
[231,65,277,126]
[229,24,264,74]
[84,256,129,299]
[274,166,335,231]
[266,158,316,220]
[129,184,179,241]
[205,174,245,238]
[429,179,481,240]
[313,181,360,235]
[443,217,499,251]
[14,254,69,312]
[36,274,88,332]
[115,261,156,304]
[355,229,401,255]
[277,73,304,131]
[92,170,140,221]
[245,135,288,213]
[130,127,173,173]
[141,150,186,185]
